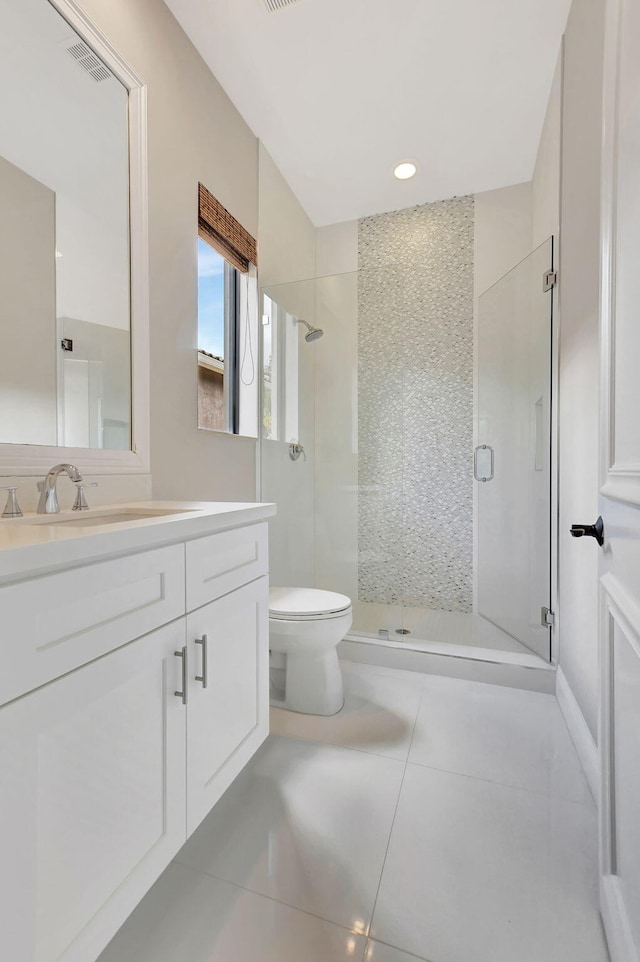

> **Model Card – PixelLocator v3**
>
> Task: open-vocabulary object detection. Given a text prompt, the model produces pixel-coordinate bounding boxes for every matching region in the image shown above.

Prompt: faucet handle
[0,486,23,518]
[72,481,98,512]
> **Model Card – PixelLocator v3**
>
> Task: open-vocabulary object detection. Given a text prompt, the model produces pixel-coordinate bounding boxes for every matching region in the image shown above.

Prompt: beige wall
[532,51,562,248]
[473,181,533,307]
[557,0,605,739]
[316,221,358,277]
[259,143,315,289]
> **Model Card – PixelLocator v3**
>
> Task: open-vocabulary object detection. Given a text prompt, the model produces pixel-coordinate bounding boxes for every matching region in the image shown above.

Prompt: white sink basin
[31,508,196,528]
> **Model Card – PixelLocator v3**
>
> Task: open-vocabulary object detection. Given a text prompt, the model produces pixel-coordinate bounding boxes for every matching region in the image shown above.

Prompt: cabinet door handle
[195,634,208,689]
[174,646,188,705]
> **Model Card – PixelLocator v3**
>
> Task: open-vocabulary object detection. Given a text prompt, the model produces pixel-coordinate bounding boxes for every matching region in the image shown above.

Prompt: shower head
[296,319,324,342]
[305,327,324,342]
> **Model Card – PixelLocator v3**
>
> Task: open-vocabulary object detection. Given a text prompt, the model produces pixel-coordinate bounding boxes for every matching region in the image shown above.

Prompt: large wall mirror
[0,0,148,472]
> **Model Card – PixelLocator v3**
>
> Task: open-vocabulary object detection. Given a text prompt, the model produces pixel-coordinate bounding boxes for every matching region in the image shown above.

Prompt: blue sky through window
[197,237,225,359]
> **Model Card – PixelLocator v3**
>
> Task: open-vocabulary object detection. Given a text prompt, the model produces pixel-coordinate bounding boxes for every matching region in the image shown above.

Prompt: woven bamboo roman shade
[198,183,257,273]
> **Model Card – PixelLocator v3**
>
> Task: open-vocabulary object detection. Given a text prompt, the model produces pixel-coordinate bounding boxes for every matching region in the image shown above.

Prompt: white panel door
[0,621,187,962]
[598,1,640,958]
[186,576,269,835]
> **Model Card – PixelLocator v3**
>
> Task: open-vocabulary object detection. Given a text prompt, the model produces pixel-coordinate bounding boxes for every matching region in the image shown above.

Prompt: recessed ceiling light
[394,161,417,180]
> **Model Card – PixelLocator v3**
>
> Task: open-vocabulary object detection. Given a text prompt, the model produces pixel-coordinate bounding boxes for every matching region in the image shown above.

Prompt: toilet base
[273,648,344,716]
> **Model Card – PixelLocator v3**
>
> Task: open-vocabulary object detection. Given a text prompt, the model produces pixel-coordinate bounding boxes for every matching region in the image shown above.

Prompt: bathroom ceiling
[164,0,571,226]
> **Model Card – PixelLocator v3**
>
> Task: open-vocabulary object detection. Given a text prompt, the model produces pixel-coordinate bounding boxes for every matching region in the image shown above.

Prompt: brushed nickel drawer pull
[174,646,188,705]
[195,634,208,689]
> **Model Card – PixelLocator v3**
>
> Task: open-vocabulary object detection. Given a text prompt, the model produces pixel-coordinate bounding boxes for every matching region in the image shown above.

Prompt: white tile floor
[98,662,610,962]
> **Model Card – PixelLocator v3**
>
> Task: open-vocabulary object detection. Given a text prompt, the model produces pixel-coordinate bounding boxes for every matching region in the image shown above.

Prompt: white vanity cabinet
[0,508,272,962]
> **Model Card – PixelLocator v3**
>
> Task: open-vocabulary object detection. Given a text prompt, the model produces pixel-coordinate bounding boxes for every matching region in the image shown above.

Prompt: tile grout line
[366,685,425,943]
[364,932,437,962]
[407,677,593,806]
[403,756,594,808]
[205,726,412,942]
[171,857,372,945]
[267,674,427,958]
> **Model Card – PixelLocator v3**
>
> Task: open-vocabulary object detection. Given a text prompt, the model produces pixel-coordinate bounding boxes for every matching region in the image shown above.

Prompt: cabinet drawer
[186,523,268,612]
[0,544,185,706]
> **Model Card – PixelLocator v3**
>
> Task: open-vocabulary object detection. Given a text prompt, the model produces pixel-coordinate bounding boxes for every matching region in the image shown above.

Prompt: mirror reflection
[0,0,131,450]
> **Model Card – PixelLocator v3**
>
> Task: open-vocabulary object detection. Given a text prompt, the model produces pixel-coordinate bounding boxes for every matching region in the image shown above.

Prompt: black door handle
[570,516,604,547]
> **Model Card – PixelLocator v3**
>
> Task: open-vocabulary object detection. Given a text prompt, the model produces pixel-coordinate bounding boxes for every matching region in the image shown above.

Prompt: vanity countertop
[0,500,276,585]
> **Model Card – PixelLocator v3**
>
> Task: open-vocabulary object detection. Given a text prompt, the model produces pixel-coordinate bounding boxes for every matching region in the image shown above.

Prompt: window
[197,238,239,433]
[197,183,258,436]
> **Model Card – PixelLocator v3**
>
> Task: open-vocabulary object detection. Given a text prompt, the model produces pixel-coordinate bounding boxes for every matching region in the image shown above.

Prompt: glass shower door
[476,239,554,660]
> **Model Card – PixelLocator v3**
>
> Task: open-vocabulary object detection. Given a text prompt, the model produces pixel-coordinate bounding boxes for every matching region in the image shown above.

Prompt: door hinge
[541,607,555,628]
[543,269,557,292]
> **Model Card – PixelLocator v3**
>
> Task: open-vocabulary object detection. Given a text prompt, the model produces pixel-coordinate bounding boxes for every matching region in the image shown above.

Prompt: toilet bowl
[269,587,353,716]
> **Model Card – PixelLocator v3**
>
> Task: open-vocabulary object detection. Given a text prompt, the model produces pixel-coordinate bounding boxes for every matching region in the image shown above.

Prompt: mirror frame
[0,0,149,475]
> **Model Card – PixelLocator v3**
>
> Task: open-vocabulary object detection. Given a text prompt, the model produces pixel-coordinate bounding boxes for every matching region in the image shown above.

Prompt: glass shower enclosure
[260,238,554,664]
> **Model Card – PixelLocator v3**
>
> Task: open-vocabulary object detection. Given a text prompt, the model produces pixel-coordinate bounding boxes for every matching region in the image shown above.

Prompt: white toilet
[268,586,353,716]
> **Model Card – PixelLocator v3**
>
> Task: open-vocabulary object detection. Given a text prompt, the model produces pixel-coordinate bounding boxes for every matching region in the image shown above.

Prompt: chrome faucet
[37,464,83,514]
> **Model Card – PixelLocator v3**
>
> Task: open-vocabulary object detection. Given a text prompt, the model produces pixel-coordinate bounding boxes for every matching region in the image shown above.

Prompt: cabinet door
[186,576,269,835]
[0,621,187,962]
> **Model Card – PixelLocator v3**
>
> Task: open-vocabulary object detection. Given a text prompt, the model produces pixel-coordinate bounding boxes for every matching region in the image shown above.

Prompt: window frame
[224,260,241,436]
[197,182,258,439]
[197,240,242,436]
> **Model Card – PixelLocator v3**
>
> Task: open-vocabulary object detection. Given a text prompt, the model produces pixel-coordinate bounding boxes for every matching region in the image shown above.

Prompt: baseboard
[556,667,599,803]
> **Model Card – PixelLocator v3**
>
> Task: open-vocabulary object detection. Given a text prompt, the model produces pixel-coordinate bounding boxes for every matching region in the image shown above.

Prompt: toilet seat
[269,586,352,622]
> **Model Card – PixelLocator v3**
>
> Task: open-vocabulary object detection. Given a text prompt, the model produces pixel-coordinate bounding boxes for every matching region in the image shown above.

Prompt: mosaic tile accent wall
[358,196,474,612]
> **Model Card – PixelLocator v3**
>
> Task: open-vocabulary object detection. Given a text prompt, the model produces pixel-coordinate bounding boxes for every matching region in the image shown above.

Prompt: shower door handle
[474,444,494,482]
